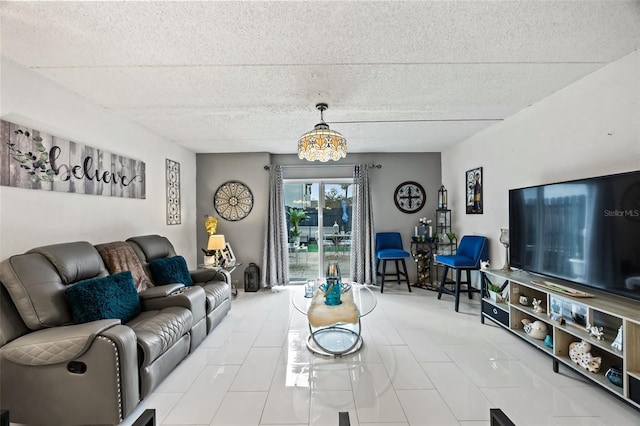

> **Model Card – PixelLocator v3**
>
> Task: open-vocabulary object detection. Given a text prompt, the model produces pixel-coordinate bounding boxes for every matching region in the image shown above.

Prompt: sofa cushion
[1,253,73,329]
[127,235,175,262]
[201,282,231,313]
[0,242,108,330]
[148,256,193,286]
[65,271,141,324]
[127,306,192,367]
[30,242,107,285]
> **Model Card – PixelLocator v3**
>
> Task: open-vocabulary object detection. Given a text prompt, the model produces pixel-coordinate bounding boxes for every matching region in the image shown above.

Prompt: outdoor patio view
[285,181,353,283]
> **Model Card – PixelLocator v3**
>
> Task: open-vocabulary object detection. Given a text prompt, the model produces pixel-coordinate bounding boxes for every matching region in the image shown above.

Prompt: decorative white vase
[488,290,502,303]
[203,255,215,266]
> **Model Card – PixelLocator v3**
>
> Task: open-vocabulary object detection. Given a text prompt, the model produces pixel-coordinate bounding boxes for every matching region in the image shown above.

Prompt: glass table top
[291,283,377,318]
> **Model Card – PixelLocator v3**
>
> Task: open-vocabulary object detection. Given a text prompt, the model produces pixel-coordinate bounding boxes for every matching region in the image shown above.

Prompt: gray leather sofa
[0,238,230,425]
[127,234,232,334]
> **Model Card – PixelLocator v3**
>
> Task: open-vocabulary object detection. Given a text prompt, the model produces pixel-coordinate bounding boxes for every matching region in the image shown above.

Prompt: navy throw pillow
[148,255,193,286]
[65,270,141,324]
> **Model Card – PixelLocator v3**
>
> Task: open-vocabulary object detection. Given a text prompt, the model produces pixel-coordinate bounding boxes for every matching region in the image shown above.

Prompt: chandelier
[298,103,347,162]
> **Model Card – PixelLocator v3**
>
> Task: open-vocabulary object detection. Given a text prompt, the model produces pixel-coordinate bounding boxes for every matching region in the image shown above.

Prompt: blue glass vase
[324,262,342,305]
[324,281,342,305]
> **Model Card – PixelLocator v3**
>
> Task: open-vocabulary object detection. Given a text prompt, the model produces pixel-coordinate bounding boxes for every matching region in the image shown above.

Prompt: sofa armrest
[0,319,121,366]
[140,286,206,323]
[139,283,185,299]
[190,268,230,284]
[1,323,140,425]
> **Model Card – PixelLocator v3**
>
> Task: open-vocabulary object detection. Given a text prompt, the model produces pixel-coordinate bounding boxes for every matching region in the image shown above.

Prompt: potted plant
[487,282,504,303]
[288,208,309,247]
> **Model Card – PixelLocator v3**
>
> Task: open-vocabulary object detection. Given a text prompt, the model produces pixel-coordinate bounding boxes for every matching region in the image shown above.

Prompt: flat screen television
[509,170,640,301]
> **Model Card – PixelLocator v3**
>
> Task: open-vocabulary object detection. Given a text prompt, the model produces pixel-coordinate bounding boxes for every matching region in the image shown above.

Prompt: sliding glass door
[284,179,353,283]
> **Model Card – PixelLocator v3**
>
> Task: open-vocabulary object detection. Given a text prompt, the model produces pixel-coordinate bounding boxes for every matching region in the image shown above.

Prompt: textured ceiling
[1,1,639,154]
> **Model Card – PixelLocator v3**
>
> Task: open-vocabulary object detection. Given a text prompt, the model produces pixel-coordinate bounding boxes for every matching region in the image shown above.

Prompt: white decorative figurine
[521,319,547,340]
[532,298,544,314]
[611,325,623,351]
[569,341,602,373]
[586,322,605,341]
[481,260,490,270]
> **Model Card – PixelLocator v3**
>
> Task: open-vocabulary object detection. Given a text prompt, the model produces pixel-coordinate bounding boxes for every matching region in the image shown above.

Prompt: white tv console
[481,269,640,410]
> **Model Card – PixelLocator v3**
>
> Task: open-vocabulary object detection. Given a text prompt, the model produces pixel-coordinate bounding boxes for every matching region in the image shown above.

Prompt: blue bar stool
[436,235,488,311]
[375,232,411,293]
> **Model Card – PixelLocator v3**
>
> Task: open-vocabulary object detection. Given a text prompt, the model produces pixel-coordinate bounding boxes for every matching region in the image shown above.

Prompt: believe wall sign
[0,119,145,199]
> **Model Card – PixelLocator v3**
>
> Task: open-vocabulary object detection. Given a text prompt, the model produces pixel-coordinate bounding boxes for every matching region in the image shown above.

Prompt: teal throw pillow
[148,255,193,286]
[65,270,141,324]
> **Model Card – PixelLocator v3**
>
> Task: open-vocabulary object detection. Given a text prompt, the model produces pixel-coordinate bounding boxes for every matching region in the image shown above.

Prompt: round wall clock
[394,181,426,214]
[214,180,254,221]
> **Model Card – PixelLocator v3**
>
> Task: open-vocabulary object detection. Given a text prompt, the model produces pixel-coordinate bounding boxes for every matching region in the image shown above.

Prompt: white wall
[442,51,640,269]
[0,57,198,265]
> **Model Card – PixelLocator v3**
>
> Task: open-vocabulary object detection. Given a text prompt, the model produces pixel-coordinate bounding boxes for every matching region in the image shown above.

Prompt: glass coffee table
[292,283,377,357]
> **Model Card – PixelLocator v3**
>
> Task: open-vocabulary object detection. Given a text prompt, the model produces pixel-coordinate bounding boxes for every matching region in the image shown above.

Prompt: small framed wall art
[166,159,181,225]
[466,167,483,214]
[222,242,236,267]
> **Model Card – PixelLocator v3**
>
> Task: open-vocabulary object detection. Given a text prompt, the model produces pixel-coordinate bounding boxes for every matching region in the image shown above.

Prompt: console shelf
[512,328,553,354]
[481,269,640,410]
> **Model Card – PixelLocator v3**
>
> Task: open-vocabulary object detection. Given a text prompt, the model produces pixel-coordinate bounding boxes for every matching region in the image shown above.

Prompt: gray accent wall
[196,152,441,284]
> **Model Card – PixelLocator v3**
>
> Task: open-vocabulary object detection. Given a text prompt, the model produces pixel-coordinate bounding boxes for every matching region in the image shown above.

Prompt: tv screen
[509,171,640,301]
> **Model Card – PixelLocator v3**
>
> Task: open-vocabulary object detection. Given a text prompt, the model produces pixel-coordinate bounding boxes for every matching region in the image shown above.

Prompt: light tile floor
[123,284,640,426]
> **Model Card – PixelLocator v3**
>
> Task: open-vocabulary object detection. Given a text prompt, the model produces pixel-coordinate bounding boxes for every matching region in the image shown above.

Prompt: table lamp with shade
[204,234,226,267]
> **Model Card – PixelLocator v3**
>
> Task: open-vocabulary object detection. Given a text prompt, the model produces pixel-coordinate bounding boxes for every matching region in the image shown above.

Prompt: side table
[198,262,242,298]
[410,240,436,290]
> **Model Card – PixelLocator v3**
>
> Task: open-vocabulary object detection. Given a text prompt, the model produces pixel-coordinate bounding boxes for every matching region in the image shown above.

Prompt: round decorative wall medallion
[214,180,254,221]
[394,181,426,214]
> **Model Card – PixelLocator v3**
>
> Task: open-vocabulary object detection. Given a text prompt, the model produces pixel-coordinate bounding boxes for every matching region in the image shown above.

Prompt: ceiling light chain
[298,103,347,162]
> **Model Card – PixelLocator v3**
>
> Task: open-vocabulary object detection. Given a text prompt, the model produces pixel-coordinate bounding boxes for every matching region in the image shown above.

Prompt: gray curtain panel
[349,164,376,284]
[262,165,289,287]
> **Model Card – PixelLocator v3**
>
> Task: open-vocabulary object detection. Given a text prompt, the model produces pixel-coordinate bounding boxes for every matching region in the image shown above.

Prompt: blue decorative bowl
[605,366,623,387]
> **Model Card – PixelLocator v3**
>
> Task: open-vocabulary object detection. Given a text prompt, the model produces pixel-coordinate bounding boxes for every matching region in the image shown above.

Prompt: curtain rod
[264,163,381,170]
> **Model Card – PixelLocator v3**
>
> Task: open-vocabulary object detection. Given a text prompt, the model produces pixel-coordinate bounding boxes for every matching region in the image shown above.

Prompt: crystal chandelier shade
[298,103,347,162]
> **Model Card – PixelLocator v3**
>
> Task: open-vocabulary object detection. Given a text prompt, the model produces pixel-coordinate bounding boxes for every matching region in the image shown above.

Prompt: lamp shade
[298,103,347,162]
[298,126,347,162]
[207,234,226,250]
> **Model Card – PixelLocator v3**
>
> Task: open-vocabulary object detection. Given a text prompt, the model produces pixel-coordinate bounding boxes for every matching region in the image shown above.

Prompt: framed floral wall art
[1,119,146,198]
